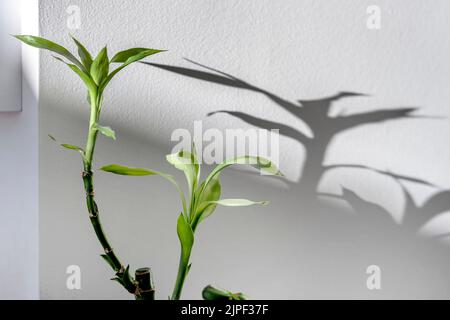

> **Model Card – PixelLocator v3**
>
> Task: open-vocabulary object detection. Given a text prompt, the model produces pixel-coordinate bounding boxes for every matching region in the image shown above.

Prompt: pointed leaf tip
[14,35,85,71]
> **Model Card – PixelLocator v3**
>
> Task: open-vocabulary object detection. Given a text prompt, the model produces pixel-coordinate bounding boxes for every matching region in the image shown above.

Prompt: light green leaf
[71,36,93,70]
[60,143,85,159]
[14,35,85,71]
[101,164,187,214]
[90,47,109,85]
[111,48,164,63]
[191,175,221,230]
[177,214,194,267]
[94,124,116,140]
[203,156,282,193]
[61,143,83,151]
[205,199,269,206]
[52,56,97,93]
[100,48,165,92]
[166,150,200,196]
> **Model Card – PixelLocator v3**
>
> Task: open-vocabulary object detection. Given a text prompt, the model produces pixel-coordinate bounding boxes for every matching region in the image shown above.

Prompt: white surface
[38,0,450,299]
[0,1,22,111]
[39,0,450,186]
[0,0,39,299]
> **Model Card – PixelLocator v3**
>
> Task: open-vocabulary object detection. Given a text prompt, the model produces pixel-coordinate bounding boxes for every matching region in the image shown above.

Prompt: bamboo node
[104,247,113,254]
[81,170,92,177]
[134,287,142,297]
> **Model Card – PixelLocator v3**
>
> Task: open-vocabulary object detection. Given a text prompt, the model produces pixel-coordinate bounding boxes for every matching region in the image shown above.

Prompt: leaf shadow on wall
[142,60,450,298]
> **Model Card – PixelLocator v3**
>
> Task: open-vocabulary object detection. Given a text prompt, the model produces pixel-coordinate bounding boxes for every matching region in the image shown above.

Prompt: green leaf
[166,150,200,196]
[111,48,164,63]
[61,143,85,159]
[90,47,109,85]
[101,164,160,176]
[71,36,93,71]
[191,175,221,230]
[100,48,165,92]
[203,156,282,193]
[61,143,83,152]
[14,35,85,71]
[205,199,269,206]
[101,164,188,214]
[111,265,135,292]
[177,214,194,268]
[111,277,125,287]
[94,124,116,140]
[52,56,97,93]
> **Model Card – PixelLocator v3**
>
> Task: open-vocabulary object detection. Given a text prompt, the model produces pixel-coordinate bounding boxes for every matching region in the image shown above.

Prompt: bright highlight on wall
[0,1,22,112]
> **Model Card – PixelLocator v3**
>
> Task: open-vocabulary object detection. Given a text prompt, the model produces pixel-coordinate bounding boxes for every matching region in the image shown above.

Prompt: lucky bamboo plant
[15,35,164,299]
[101,146,283,299]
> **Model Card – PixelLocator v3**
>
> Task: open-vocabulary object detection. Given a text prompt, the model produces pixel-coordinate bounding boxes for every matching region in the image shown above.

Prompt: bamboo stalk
[82,97,137,295]
[135,267,155,300]
[171,255,189,300]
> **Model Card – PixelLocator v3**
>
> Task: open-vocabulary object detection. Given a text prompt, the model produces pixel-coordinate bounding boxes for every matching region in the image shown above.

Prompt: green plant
[101,146,283,299]
[15,35,164,299]
[202,285,247,300]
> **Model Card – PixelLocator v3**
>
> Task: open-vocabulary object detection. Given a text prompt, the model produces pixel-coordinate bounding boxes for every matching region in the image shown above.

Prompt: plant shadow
[142,60,450,298]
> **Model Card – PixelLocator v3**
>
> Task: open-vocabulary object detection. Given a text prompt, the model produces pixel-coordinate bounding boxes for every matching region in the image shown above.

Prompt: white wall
[0,0,39,299]
[38,0,450,299]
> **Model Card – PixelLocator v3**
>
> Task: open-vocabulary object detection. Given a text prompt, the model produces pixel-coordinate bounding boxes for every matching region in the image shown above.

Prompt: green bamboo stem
[135,268,155,300]
[171,253,190,300]
[82,95,137,295]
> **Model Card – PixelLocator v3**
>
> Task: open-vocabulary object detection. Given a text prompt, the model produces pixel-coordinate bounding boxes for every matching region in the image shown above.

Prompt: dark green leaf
[111,277,125,287]
[119,265,135,290]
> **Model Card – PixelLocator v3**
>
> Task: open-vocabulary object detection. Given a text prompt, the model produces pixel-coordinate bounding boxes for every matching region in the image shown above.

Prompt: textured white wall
[39,0,450,299]
[0,0,39,299]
